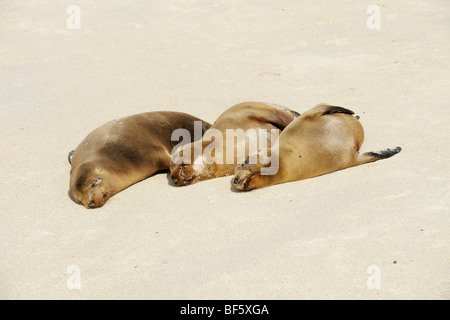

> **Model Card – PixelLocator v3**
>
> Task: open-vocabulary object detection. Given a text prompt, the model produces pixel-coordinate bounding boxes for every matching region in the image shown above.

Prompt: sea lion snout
[232,161,261,191]
[232,172,257,191]
[170,163,198,186]
[87,193,107,209]
[232,176,246,189]
[85,180,109,208]
[69,163,111,208]
[79,183,108,209]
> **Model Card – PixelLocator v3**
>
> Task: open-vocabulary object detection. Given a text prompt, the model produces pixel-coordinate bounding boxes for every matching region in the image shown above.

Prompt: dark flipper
[322,106,355,116]
[363,147,402,160]
[68,150,75,164]
[301,103,355,121]
[357,146,402,165]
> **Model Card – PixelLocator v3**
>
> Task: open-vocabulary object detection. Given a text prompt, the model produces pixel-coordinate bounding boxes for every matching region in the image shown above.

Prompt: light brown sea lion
[232,103,402,190]
[69,111,211,208]
[169,101,300,186]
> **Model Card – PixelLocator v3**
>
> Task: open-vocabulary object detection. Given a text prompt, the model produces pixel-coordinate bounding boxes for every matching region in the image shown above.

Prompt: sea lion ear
[91,178,102,187]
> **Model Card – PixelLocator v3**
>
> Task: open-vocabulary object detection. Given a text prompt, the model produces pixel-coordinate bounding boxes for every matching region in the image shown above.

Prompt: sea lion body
[169,102,300,185]
[70,111,211,208]
[232,104,402,190]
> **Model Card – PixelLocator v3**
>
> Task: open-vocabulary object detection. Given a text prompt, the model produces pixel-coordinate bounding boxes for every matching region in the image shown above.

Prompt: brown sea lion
[169,102,300,186]
[232,103,402,190]
[69,111,211,208]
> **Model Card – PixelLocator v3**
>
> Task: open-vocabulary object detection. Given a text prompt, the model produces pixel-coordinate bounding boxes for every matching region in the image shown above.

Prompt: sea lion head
[232,157,266,191]
[169,153,210,186]
[169,140,207,186]
[69,162,112,209]
[170,161,216,186]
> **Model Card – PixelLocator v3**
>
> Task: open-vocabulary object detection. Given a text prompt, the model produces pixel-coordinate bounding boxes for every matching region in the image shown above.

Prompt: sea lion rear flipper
[301,104,355,121]
[356,146,402,165]
[322,106,355,116]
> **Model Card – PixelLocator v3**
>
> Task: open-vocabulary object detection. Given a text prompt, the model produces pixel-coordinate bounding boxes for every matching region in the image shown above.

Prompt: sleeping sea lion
[169,101,300,186]
[232,103,402,190]
[69,111,211,208]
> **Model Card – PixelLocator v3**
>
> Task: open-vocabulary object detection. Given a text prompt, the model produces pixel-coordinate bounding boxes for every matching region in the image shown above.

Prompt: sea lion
[232,103,402,190]
[69,111,211,208]
[169,101,300,185]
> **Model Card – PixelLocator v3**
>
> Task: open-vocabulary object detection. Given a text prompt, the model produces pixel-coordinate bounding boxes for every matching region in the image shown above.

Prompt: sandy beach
[0,0,449,299]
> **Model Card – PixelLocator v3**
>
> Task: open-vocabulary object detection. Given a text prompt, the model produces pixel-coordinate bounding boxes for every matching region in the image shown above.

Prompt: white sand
[0,0,449,299]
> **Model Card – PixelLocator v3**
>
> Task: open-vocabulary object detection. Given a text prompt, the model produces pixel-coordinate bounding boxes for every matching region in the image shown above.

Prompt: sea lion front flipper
[68,150,75,164]
[301,103,355,121]
[251,102,300,131]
